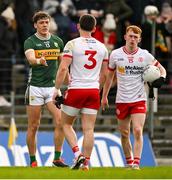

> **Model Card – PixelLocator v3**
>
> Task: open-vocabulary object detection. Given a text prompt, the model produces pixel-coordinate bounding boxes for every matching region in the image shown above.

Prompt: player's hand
[39,55,48,66]
[53,88,63,109]
[151,77,166,88]
[101,97,109,111]
[55,96,64,109]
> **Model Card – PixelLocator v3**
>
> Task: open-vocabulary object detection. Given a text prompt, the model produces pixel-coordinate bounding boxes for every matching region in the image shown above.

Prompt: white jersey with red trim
[109,46,157,103]
[63,37,108,89]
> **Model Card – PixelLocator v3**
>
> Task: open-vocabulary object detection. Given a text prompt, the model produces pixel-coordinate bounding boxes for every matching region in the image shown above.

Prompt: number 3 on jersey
[84,50,97,69]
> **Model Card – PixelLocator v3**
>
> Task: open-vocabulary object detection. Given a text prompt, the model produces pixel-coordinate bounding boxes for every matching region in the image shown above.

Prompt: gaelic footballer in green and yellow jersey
[24,34,64,87]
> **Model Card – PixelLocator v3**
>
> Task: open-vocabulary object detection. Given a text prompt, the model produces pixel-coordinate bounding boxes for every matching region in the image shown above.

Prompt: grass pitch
[0,166,172,179]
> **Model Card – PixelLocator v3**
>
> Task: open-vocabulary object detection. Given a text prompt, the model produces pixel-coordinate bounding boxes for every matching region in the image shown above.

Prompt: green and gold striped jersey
[24,34,64,87]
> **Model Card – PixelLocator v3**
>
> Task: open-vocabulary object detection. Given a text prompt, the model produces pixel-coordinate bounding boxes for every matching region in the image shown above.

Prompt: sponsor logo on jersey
[63,50,70,53]
[35,49,61,60]
[36,44,42,47]
[54,42,59,47]
[85,39,96,43]
[118,58,124,61]
[117,66,125,74]
[125,66,144,75]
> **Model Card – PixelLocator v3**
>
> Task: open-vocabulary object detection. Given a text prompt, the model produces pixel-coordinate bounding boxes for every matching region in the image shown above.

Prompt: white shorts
[62,104,98,116]
[25,85,55,105]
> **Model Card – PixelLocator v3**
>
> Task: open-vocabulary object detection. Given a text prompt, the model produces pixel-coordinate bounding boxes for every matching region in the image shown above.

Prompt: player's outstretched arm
[25,50,48,66]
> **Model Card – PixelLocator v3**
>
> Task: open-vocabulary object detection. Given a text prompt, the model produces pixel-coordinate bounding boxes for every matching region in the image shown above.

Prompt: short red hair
[126,25,142,35]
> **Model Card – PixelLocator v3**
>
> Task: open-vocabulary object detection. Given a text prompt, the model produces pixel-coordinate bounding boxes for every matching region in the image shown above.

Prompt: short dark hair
[79,14,96,31]
[32,11,51,23]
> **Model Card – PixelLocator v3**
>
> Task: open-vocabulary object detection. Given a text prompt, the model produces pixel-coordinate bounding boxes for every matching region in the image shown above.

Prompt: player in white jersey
[101,25,166,169]
[53,14,108,170]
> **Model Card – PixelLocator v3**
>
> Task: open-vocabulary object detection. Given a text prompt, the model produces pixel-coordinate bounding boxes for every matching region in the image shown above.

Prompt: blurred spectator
[73,0,104,20]
[141,5,159,53]
[0,6,18,106]
[49,17,58,34]
[72,0,105,38]
[126,0,150,26]
[43,0,58,35]
[104,0,133,47]
[43,0,76,43]
[0,0,12,13]
[14,0,42,58]
[102,13,117,52]
[157,2,172,35]
[93,13,117,53]
[43,0,59,15]
[141,5,172,83]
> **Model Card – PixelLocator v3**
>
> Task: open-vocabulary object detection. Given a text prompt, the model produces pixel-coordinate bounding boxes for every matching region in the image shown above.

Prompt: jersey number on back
[84,50,97,69]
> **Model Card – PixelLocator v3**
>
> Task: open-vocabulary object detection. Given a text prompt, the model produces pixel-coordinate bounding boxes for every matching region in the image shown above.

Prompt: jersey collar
[35,33,51,40]
[122,46,139,55]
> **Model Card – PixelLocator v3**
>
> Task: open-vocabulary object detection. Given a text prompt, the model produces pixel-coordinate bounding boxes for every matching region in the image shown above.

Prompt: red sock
[126,156,133,166]
[84,157,90,166]
[72,146,81,158]
[133,157,140,165]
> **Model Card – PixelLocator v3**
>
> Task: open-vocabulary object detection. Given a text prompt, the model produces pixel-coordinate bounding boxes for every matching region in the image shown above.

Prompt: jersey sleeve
[108,50,116,71]
[103,46,109,62]
[144,50,156,64]
[63,41,74,58]
[24,38,34,53]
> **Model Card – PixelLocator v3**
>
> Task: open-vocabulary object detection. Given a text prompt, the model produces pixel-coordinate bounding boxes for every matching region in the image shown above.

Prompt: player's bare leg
[118,117,133,167]
[80,113,96,170]
[62,111,85,169]
[62,111,77,148]
[46,102,68,167]
[26,105,41,167]
[131,113,145,169]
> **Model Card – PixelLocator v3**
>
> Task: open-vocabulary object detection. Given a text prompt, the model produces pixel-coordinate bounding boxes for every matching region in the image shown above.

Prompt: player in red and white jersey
[101,25,166,169]
[109,45,157,103]
[53,14,108,170]
[64,36,108,89]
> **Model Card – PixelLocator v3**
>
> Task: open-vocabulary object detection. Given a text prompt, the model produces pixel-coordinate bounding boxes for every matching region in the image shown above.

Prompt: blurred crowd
[1,0,172,106]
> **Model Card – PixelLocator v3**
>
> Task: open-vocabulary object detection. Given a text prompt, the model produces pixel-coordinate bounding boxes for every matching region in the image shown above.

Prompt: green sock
[54,151,61,160]
[30,155,36,164]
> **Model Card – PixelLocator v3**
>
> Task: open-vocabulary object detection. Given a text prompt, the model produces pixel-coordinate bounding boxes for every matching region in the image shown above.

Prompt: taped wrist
[36,58,41,64]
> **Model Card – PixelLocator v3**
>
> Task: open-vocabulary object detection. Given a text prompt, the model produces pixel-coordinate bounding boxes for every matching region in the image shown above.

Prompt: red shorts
[116,101,147,120]
[64,89,100,110]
